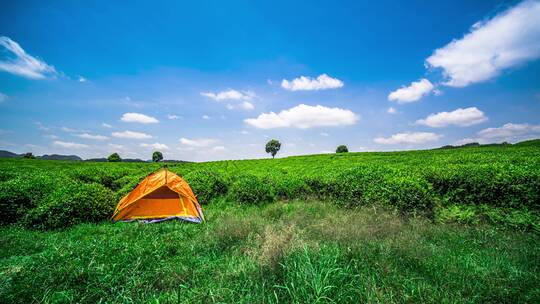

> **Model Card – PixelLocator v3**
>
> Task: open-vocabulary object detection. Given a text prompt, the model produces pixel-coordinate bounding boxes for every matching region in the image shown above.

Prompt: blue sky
[1,0,539,161]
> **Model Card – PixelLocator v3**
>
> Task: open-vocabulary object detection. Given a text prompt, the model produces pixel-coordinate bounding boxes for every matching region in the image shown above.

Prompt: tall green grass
[1,201,539,303]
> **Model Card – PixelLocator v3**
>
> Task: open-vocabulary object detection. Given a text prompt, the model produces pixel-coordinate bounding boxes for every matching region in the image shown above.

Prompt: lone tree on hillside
[265,139,281,159]
[22,152,35,159]
[107,153,121,162]
[152,151,163,162]
[336,145,349,153]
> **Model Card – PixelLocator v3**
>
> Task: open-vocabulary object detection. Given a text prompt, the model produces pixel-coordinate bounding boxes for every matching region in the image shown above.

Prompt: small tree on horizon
[107,153,121,162]
[152,151,163,162]
[265,139,281,159]
[336,145,349,153]
[22,152,35,159]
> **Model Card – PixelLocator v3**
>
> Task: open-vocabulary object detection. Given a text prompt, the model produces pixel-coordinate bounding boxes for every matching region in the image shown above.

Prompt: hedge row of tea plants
[0,142,538,229]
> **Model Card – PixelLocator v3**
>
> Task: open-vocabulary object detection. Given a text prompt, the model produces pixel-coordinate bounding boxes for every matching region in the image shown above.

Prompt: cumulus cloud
[245,104,358,129]
[477,123,540,139]
[201,89,255,101]
[281,74,344,91]
[226,101,254,110]
[415,107,488,127]
[0,92,7,103]
[78,76,87,82]
[456,122,540,144]
[111,130,152,139]
[102,123,112,128]
[388,79,434,103]
[179,137,218,147]
[0,36,57,79]
[212,146,226,151]
[108,143,123,150]
[374,132,442,144]
[167,114,179,120]
[76,133,109,140]
[53,140,89,149]
[426,0,540,87]
[120,112,159,124]
[387,107,397,114]
[140,142,169,150]
[202,115,210,120]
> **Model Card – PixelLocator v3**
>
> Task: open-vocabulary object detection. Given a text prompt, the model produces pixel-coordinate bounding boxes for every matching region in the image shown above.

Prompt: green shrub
[381,175,435,212]
[229,174,275,204]
[23,182,116,230]
[426,165,540,210]
[264,174,310,200]
[0,173,60,225]
[183,170,228,204]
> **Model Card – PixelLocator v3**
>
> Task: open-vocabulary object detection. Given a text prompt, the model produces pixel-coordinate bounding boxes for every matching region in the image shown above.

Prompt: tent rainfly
[111,168,204,223]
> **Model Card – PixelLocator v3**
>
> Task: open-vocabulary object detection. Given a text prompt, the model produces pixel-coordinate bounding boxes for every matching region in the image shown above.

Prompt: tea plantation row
[0,141,539,230]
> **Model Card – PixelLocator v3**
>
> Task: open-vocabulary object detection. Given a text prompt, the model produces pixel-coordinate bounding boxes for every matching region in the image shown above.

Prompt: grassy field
[1,142,539,302]
[1,201,539,303]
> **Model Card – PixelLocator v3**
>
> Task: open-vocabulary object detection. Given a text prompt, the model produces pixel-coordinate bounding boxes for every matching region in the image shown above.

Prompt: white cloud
[226,101,254,110]
[239,101,254,110]
[76,133,109,140]
[240,130,250,135]
[281,74,344,91]
[320,132,329,136]
[201,89,255,101]
[102,123,112,128]
[108,143,124,150]
[212,146,226,151]
[0,92,7,103]
[202,115,210,120]
[426,0,540,87]
[140,142,169,150]
[245,104,359,129]
[78,76,87,82]
[0,36,57,79]
[415,107,488,127]
[374,132,442,144]
[43,134,59,140]
[477,123,540,139]
[60,126,83,133]
[179,137,218,147]
[35,122,50,131]
[388,79,434,103]
[167,114,179,120]
[120,112,159,124]
[455,123,540,144]
[387,107,397,114]
[111,130,152,139]
[53,140,89,149]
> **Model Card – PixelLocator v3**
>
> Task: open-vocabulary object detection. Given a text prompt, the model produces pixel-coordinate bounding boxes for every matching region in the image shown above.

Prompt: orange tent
[111,168,204,223]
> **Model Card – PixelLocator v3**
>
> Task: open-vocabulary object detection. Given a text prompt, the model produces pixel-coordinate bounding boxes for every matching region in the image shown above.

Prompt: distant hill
[0,150,20,158]
[436,139,540,150]
[0,150,82,161]
[84,158,148,163]
[84,158,108,162]
[38,154,82,161]
[513,139,540,147]
[122,158,148,163]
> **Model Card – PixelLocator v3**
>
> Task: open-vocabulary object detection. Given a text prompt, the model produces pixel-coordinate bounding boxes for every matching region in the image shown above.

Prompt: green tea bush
[426,165,540,209]
[183,170,228,204]
[329,166,389,206]
[23,181,116,230]
[381,175,436,212]
[264,173,310,200]
[229,174,276,204]
[0,173,60,225]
